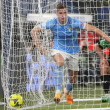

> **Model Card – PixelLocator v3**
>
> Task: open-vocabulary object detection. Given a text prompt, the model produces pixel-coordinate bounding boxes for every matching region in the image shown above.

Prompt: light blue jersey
[40,16,86,54]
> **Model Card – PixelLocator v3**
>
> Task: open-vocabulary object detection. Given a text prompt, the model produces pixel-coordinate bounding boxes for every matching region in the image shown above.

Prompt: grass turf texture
[0,95,5,110]
[1,86,110,110]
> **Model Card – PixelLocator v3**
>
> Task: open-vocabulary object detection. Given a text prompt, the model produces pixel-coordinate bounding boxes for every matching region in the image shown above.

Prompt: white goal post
[1,0,110,110]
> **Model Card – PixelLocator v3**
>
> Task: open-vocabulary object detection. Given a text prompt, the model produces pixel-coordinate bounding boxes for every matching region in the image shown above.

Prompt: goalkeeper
[96,39,110,102]
[31,3,110,104]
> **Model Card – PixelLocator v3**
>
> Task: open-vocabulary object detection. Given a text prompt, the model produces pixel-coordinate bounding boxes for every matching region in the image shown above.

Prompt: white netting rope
[1,0,110,110]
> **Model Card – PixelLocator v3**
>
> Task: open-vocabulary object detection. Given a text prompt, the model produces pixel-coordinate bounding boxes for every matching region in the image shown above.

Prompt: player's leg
[52,52,64,103]
[63,70,78,103]
[65,70,78,94]
[100,61,110,102]
[63,53,79,103]
[65,53,79,94]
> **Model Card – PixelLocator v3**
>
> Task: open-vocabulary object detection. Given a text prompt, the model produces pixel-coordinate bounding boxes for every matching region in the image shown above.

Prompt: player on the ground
[96,39,110,102]
[31,3,110,104]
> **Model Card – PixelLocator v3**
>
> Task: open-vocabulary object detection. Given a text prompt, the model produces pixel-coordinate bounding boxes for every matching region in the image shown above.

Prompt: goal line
[16,98,105,110]
[61,108,110,110]
[0,102,6,105]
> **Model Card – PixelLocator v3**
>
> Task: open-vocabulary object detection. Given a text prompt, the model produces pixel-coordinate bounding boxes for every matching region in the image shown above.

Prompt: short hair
[56,3,67,10]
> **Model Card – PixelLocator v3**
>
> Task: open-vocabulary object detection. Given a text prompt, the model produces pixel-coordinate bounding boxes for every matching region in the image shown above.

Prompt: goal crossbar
[27,13,92,22]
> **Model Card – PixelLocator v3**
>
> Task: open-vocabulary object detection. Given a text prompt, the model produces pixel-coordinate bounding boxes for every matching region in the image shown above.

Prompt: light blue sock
[54,65,63,91]
[66,80,74,92]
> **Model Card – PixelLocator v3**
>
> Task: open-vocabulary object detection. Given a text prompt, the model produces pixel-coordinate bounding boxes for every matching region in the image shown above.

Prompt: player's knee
[53,53,64,66]
[69,78,74,84]
[100,68,108,75]
[69,77,77,84]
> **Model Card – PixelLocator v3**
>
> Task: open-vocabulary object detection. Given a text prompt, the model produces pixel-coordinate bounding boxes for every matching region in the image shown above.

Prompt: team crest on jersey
[67,28,72,32]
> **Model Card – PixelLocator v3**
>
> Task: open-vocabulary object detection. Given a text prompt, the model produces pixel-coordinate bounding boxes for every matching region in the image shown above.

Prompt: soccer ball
[9,94,23,109]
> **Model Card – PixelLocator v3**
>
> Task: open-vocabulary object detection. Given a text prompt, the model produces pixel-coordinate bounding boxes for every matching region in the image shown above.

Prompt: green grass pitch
[1,86,110,110]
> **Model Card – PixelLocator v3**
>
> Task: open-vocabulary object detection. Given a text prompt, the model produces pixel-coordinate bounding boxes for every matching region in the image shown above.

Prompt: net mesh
[1,0,110,110]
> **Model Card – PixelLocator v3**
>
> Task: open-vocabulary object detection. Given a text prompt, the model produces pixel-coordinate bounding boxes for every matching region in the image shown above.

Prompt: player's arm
[31,19,53,54]
[31,26,46,54]
[84,23,110,43]
[96,43,105,61]
[96,42,108,65]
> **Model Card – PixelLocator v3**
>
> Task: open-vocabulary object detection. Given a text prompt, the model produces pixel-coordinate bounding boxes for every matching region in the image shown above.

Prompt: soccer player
[31,3,110,104]
[96,39,110,102]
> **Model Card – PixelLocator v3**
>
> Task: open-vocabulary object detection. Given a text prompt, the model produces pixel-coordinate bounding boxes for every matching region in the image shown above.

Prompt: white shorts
[51,49,79,71]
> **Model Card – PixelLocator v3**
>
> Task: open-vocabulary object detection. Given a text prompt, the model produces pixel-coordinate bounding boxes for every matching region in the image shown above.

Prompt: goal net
[1,0,110,110]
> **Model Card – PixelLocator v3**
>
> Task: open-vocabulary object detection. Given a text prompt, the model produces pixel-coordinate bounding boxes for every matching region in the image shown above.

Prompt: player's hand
[99,59,109,67]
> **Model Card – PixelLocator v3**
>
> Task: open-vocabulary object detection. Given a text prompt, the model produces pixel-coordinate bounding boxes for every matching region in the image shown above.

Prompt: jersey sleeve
[39,18,55,30]
[73,18,86,29]
[99,40,108,49]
